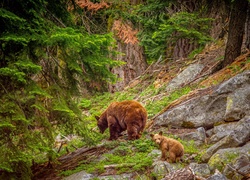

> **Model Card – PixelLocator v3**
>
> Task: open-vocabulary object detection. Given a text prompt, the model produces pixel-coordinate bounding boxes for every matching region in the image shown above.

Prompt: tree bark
[245,2,250,49]
[222,0,248,68]
[109,41,147,92]
[206,0,230,40]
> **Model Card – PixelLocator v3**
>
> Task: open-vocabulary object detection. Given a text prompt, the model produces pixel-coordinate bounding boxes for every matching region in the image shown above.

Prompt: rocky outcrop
[166,63,205,92]
[223,154,250,179]
[207,142,250,170]
[202,117,250,162]
[153,70,250,129]
[64,69,250,180]
[179,127,206,146]
[150,69,250,180]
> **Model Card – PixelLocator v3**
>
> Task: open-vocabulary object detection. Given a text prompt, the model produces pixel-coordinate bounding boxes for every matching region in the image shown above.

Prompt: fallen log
[32,144,109,180]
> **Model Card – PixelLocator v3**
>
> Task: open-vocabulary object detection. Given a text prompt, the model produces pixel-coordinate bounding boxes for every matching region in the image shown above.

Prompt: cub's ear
[95,116,100,121]
[159,131,163,136]
[150,134,154,138]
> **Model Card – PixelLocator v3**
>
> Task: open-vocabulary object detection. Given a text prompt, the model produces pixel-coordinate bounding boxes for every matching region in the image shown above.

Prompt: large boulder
[207,142,250,171]
[179,127,206,146]
[166,63,205,92]
[206,169,228,180]
[202,116,250,162]
[153,70,250,129]
[207,122,238,144]
[153,94,226,129]
[223,154,250,180]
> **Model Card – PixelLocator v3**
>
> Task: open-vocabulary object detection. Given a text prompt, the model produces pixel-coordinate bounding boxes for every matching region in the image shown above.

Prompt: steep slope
[32,43,250,180]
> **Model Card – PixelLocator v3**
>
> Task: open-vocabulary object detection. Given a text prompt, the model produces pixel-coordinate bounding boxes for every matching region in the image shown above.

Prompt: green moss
[208,151,239,171]
[208,154,224,171]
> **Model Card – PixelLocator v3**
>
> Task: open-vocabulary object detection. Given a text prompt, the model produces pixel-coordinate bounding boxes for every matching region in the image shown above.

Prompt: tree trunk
[222,0,248,68]
[245,2,250,49]
[172,39,198,60]
[206,0,230,40]
[109,40,147,92]
[109,18,148,92]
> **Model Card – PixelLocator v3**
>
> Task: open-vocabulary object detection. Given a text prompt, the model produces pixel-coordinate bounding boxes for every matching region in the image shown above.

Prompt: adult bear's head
[95,112,108,134]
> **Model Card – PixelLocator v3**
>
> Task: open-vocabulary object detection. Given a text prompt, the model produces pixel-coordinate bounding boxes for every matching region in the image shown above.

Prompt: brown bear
[95,100,147,140]
[150,131,184,163]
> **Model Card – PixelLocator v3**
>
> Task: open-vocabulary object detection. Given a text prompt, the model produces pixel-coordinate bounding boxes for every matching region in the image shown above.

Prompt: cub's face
[150,133,162,145]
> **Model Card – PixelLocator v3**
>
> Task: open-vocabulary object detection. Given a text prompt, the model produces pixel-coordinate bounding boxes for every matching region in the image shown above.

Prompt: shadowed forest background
[0,0,250,179]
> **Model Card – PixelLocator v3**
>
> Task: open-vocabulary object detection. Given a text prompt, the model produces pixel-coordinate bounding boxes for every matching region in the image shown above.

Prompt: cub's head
[95,115,108,134]
[150,131,163,145]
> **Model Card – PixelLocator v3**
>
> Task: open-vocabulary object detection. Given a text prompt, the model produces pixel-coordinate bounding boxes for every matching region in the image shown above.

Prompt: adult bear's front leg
[107,116,119,140]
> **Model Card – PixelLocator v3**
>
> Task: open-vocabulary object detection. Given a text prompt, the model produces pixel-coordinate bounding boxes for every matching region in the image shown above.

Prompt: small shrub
[78,98,92,109]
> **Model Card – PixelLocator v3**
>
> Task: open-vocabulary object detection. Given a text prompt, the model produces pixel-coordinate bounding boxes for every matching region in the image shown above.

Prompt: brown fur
[96,100,147,140]
[150,131,184,163]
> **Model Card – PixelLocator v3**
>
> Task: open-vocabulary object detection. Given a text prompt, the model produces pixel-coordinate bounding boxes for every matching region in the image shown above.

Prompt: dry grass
[200,51,250,87]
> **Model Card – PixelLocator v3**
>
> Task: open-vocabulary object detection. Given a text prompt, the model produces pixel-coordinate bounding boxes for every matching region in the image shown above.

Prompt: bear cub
[150,131,184,163]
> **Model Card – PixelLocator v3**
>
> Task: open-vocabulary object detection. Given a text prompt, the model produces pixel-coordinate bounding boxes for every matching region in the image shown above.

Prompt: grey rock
[189,163,211,177]
[152,161,174,177]
[223,87,250,122]
[208,122,237,143]
[207,142,250,171]
[206,169,228,180]
[166,63,205,92]
[63,171,94,180]
[215,70,250,95]
[180,127,206,146]
[202,117,250,162]
[154,94,226,129]
[153,70,250,129]
[223,153,250,179]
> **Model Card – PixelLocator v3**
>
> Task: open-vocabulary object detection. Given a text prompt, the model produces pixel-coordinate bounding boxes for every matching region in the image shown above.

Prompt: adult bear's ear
[159,131,163,136]
[95,116,100,121]
[150,134,154,138]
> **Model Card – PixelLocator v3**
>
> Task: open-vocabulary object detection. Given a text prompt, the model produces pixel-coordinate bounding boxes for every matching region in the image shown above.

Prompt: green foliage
[109,1,212,60]
[188,46,204,59]
[208,152,239,172]
[145,86,192,118]
[78,98,92,109]
[0,0,122,179]
[131,0,170,61]
[60,137,155,177]
[151,12,212,59]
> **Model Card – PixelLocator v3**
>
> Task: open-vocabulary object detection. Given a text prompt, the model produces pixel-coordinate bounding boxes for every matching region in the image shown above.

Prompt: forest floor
[31,41,250,179]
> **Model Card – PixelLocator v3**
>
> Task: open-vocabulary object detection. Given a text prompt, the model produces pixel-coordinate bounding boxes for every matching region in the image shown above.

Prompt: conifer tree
[0,0,121,178]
